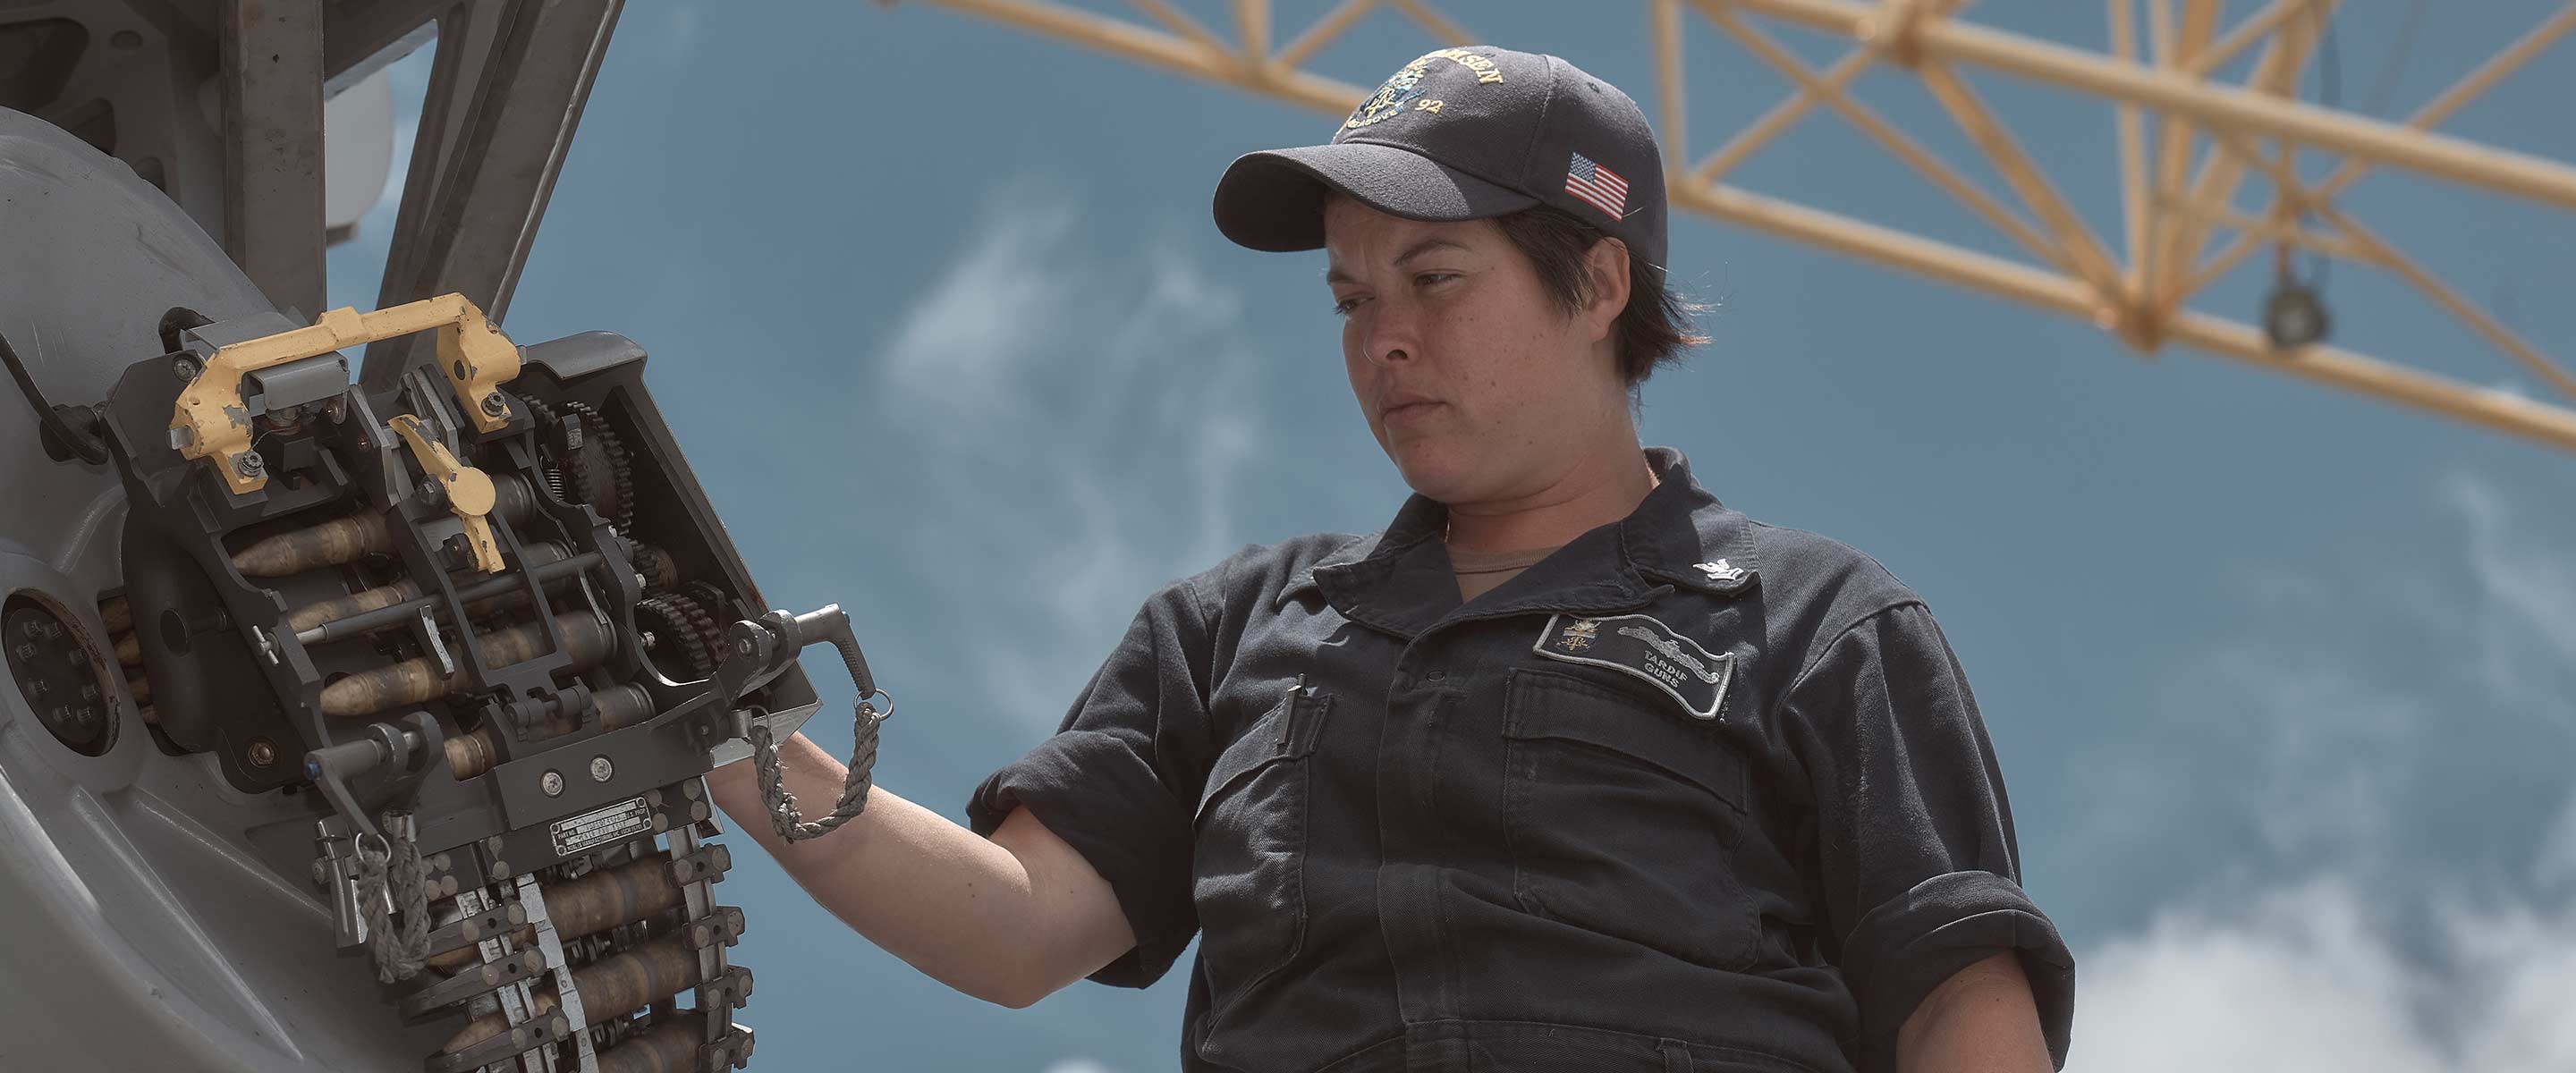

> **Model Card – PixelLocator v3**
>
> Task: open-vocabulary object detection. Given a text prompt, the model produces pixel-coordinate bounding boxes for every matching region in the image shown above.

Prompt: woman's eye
[1416,272,1461,288]
[1331,295,1365,317]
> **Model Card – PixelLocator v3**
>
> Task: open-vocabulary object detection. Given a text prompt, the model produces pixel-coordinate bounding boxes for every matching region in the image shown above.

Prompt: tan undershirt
[1449,544,1565,602]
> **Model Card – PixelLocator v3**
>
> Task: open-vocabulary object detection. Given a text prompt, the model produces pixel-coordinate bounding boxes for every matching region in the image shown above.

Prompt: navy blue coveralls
[969,448,2075,1072]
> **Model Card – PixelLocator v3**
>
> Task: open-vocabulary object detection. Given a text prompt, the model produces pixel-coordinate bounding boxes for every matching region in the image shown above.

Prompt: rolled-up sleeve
[965,579,1215,989]
[1784,601,2075,1070]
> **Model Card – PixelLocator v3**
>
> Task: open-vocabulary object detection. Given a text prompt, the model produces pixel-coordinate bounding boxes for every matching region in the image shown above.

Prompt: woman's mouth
[1383,401,1442,425]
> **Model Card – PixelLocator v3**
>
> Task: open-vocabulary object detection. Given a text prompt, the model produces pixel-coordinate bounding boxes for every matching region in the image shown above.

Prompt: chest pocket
[1192,684,1332,1018]
[1501,667,1757,970]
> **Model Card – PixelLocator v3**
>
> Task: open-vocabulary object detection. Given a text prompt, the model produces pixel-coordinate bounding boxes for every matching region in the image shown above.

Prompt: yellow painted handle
[171,294,521,495]
[387,414,505,574]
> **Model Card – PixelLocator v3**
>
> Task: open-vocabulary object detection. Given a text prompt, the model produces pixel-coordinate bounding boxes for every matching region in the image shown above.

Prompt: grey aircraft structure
[0,3,872,1069]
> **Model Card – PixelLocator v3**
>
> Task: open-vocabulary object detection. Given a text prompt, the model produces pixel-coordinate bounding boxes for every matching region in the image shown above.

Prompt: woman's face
[1323,198,1630,509]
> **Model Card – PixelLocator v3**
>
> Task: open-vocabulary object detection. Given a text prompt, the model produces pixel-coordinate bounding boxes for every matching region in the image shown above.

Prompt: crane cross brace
[912,0,2576,453]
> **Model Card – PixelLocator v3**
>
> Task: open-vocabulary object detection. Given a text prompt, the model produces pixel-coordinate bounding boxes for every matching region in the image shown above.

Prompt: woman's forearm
[705,731,1128,1007]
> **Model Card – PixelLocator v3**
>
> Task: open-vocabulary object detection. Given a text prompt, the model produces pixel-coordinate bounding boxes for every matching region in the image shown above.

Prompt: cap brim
[1212,141,1540,253]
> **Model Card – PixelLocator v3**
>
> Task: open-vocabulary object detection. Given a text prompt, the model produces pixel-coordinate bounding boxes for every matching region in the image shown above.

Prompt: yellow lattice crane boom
[903,0,2576,452]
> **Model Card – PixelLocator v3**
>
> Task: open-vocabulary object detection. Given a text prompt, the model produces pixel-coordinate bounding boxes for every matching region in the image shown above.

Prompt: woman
[713,45,2072,1073]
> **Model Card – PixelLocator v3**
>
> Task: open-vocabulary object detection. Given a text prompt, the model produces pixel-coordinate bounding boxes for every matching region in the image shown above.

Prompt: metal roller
[442,682,655,779]
[437,934,703,1055]
[595,1014,706,1073]
[232,475,537,577]
[423,852,689,973]
[281,542,572,633]
[318,613,613,721]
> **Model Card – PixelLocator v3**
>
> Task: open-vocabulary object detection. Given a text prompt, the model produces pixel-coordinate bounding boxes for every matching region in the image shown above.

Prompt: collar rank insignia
[1533,613,1733,721]
[1693,559,1746,585]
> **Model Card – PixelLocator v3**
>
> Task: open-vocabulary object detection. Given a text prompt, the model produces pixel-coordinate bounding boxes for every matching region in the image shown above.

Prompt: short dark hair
[1493,206,1708,387]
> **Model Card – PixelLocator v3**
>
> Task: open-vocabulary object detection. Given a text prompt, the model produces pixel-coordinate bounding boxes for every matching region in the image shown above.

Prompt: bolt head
[172,357,200,381]
[735,636,755,656]
[539,770,564,797]
[480,393,509,418]
[589,755,614,782]
[234,452,265,477]
[248,739,275,766]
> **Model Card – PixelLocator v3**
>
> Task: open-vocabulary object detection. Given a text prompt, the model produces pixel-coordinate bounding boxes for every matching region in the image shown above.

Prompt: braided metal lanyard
[352,810,433,983]
[747,690,891,841]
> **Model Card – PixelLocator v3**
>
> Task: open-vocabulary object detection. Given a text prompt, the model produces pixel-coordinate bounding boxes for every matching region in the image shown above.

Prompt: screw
[539,770,564,797]
[479,393,510,418]
[25,679,47,697]
[13,642,36,660]
[234,452,265,477]
[20,620,40,639]
[79,683,97,701]
[735,636,755,656]
[172,356,201,381]
[588,756,614,782]
[248,739,275,767]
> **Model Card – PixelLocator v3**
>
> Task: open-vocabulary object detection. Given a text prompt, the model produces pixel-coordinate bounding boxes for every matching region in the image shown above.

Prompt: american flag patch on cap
[1563,151,1630,221]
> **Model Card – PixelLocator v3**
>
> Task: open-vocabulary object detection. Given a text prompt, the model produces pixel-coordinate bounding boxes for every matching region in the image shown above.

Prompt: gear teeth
[558,401,637,536]
[631,545,681,590]
[634,593,720,680]
[681,580,734,623]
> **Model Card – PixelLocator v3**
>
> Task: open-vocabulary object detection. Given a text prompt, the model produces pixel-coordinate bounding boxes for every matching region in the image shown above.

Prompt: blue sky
[329,3,2576,1069]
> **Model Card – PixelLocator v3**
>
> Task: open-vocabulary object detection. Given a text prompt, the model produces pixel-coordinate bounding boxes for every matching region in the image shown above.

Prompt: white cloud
[1039,1060,1121,1073]
[866,190,1279,729]
[2072,473,2576,1069]
[2072,871,2576,1071]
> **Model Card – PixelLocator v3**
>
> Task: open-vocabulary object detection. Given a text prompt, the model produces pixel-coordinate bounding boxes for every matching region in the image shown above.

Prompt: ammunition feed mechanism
[15,295,882,1073]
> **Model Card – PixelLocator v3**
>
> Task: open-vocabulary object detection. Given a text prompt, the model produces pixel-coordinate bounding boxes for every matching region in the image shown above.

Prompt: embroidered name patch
[1532,613,1733,721]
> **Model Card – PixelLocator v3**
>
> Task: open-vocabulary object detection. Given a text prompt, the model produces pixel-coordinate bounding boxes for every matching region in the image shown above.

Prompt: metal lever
[387,412,505,572]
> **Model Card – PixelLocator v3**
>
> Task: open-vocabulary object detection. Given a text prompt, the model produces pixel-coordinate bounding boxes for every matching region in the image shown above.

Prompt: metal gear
[524,397,636,535]
[559,400,637,535]
[632,593,720,680]
[631,544,681,590]
[681,580,735,623]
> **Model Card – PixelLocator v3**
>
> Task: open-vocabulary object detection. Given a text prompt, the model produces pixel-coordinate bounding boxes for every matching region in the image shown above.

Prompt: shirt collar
[1275,446,1759,637]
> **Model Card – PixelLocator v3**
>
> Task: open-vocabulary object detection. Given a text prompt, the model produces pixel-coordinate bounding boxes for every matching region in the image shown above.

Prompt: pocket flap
[1196,686,1332,824]
[1504,669,1747,809]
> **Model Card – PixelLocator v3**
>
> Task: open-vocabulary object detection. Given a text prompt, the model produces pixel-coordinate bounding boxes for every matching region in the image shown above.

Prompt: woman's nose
[1361,306,1417,368]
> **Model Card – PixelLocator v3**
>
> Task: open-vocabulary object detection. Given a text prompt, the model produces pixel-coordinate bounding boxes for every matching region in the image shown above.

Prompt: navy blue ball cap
[1213,46,1669,269]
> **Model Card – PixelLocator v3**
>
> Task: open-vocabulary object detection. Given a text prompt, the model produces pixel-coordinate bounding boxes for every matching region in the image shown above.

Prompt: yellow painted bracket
[170,293,524,494]
[386,413,505,574]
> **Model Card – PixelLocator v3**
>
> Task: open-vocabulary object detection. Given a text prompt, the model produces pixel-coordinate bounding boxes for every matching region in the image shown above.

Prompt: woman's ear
[1580,236,1632,342]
